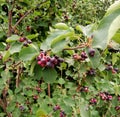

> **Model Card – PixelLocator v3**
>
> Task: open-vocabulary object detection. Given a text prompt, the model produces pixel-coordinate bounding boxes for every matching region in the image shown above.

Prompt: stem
[48,84,51,97]
[16,66,22,88]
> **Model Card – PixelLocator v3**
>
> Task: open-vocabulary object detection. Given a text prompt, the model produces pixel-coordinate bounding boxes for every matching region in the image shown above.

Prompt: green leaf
[34,64,43,80]
[0,42,6,51]
[112,32,120,43]
[2,50,10,62]
[57,78,65,85]
[79,100,90,117]
[41,28,74,51]
[76,24,95,37]
[6,35,20,43]
[54,23,69,30]
[36,109,47,117]
[51,39,69,53]
[9,42,23,54]
[26,33,39,40]
[42,68,57,83]
[106,0,120,16]
[19,46,39,61]
[92,8,120,49]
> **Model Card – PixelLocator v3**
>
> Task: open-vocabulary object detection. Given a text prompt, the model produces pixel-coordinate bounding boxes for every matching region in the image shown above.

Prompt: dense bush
[0,0,119,117]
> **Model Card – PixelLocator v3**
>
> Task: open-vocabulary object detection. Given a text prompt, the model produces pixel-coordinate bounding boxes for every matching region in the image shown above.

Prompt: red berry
[19,37,26,42]
[26,26,31,32]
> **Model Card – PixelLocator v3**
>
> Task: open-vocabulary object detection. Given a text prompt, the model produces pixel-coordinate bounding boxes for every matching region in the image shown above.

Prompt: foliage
[0,0,119,117]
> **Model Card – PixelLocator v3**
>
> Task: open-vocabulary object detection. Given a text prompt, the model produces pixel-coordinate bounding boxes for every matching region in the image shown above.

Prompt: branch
[63,43,86,50]
[13,9,33,30]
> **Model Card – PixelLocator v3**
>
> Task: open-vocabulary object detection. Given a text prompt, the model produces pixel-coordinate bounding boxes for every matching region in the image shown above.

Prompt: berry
[35,87,41,93]
[27,39,32,44]
[60,111,66,117]
[19,105,24,111]
[23,41,28,47]
[89,98,97,104]
[19,37,26,42]
[86,68,96,76]
[33,95,39,100]
[73,54,80,60]
[53,105,61,111]
[80,51,87,60]
[88,48,95,57]
[26,26,31,32]
[115,106,120,111]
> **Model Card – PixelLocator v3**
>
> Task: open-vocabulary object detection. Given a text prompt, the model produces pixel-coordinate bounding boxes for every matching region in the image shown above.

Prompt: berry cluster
[37,52,64,68]
[88,48,95,57]
[105,64,119,74]
[99,92,112,101]
[19,37,32,46]
[89,98,97,105]
[86,68,96,76]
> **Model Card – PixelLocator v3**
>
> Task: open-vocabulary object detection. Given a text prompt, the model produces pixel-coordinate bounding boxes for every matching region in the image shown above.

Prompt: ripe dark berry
[115,106,120,111]
[35,87,41,93]
[60,111,66,117]
[33,95,39,100]
[19,37,26,42]
[23,41,28,47]
[105,64,113,71]
[2,4,8,15]
[89,98,97,105]
[86,68,96,76]
[88,48,95,57]
[53,105,61,111]
[19,105,24,111]
[80,51,88,60]
[26,26,31,32]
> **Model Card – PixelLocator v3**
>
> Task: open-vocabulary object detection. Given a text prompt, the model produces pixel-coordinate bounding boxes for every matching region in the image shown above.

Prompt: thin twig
[63,43,86,50]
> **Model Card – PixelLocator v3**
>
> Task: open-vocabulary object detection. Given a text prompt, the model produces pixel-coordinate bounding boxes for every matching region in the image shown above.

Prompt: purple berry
[53,105,61,111]
[27,39,32,44]
[88,48,95,57]
[89,98,97,104]
[115,106,120,111]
